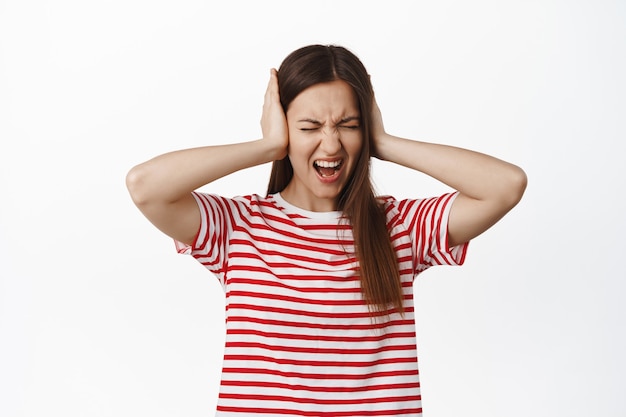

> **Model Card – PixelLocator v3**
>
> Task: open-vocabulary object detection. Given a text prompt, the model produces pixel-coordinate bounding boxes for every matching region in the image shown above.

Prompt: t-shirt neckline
[273,192,343,220]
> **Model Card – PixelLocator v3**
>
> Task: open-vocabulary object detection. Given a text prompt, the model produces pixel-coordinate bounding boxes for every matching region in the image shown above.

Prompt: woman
[126,44,526,416]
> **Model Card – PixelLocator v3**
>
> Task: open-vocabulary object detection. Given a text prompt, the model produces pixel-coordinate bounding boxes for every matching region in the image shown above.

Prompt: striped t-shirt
[176,192,468,416]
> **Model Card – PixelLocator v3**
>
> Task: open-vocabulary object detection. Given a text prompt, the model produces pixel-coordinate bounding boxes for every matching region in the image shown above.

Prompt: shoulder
[192,192,273,207]
[190,192,281,220]
[377,195,404,227]
[377,193,458,209]
[378,193,459,224]
[377,194,398,209]
[377,194,410,217]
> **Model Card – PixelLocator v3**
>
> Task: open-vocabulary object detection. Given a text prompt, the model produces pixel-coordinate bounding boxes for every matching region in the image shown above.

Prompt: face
[281,80,363,212]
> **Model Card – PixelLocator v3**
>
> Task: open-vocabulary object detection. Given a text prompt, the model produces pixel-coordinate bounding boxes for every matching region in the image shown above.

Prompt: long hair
[266,44,404,315]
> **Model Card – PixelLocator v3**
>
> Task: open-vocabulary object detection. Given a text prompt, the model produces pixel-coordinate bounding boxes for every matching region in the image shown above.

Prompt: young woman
[126,44,527,416]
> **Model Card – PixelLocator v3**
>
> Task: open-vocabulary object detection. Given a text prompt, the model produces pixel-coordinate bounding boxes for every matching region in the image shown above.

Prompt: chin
[314,187,343,203]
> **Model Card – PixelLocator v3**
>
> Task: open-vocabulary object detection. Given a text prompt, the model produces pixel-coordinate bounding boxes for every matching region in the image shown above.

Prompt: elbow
[502,165,528,210]
[125,164,151,207]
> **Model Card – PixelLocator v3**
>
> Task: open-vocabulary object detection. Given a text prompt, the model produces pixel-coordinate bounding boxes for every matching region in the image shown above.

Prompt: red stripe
[226,303,413,319]
[219,392,421,405]
[226,290,412,307]
[227,277,360,293]
[227,263,414,289]
[417,197,436,267]
[228,263,359,279]
[226,315,415,331]
[255,210,352,233]
[250,197,352,230]
[232,212,354,247]
[221,366,419,380]
[226,329,416,343]
[227,290,363,306]
[428,194,449,265]
[223,354,416,368]
[224,341,417,355]
[220,379,420,393]
[229,238,356,264]
[216,405,422,416]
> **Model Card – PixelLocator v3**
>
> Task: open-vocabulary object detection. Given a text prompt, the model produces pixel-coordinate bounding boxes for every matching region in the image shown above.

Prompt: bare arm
[371,99,527,248]
[126,69,288,245]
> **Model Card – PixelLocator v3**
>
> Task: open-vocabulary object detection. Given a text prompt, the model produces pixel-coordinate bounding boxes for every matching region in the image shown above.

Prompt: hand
[261,68,289,160]
[370,94,387,160]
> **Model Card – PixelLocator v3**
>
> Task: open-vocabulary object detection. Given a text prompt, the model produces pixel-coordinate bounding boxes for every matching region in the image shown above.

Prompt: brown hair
[266,44,404,315]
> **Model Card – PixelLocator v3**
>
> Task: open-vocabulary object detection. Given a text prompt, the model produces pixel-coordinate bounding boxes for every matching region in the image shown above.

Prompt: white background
[1,1,625,416]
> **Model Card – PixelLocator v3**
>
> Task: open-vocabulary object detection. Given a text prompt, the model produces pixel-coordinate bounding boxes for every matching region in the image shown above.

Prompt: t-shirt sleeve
[397,192,469,273]
[173,192,234,286]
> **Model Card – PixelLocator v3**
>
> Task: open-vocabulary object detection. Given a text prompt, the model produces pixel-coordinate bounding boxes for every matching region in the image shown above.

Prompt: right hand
[261,68,289,160]
[370,94,391,161]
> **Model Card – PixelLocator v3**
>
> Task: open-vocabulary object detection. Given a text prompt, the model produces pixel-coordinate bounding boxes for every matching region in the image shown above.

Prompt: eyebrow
[339,116,361,124]
[297,116,361,124]
[297,118,323,125]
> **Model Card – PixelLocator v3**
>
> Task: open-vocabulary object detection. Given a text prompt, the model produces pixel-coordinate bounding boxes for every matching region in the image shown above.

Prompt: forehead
[287,80,359,119]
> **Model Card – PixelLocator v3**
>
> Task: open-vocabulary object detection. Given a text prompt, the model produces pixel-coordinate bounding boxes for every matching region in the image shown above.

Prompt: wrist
[257,138,288,163]
[372,133,394,161]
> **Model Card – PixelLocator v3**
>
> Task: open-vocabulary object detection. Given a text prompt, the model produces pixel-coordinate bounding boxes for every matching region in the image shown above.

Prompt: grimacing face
[281,80,363,212]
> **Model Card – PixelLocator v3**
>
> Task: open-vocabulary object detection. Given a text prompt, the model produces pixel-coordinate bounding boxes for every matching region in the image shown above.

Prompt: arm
[126,69,288,245]
[371,99,527,248]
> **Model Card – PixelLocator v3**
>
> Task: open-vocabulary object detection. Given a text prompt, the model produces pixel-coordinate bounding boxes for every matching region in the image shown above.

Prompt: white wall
[1,1,624,416]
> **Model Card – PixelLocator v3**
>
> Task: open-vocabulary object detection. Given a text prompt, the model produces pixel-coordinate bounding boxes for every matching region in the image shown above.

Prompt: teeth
[314,160,341,168]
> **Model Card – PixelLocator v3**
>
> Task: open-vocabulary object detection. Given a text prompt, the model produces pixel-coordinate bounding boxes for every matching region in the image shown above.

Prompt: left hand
[370,95,387,160]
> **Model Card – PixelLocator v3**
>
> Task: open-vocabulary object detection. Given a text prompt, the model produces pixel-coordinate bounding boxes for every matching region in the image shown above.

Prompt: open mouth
[314,159,343,178]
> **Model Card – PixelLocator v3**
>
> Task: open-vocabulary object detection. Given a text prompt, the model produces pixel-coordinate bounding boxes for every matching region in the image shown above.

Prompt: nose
[319,127,342,154]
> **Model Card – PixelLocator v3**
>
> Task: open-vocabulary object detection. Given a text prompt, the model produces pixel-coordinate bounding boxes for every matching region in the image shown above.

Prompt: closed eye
[338,116,361,130]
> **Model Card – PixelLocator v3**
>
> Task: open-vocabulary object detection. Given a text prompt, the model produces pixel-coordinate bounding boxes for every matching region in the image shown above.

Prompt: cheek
[345,135,364,158]
[286,133,312,161]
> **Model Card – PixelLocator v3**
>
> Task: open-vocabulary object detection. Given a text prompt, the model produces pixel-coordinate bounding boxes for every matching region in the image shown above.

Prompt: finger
[264,69,273,99]
[264,68,280,106]
[270,69,280,97]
